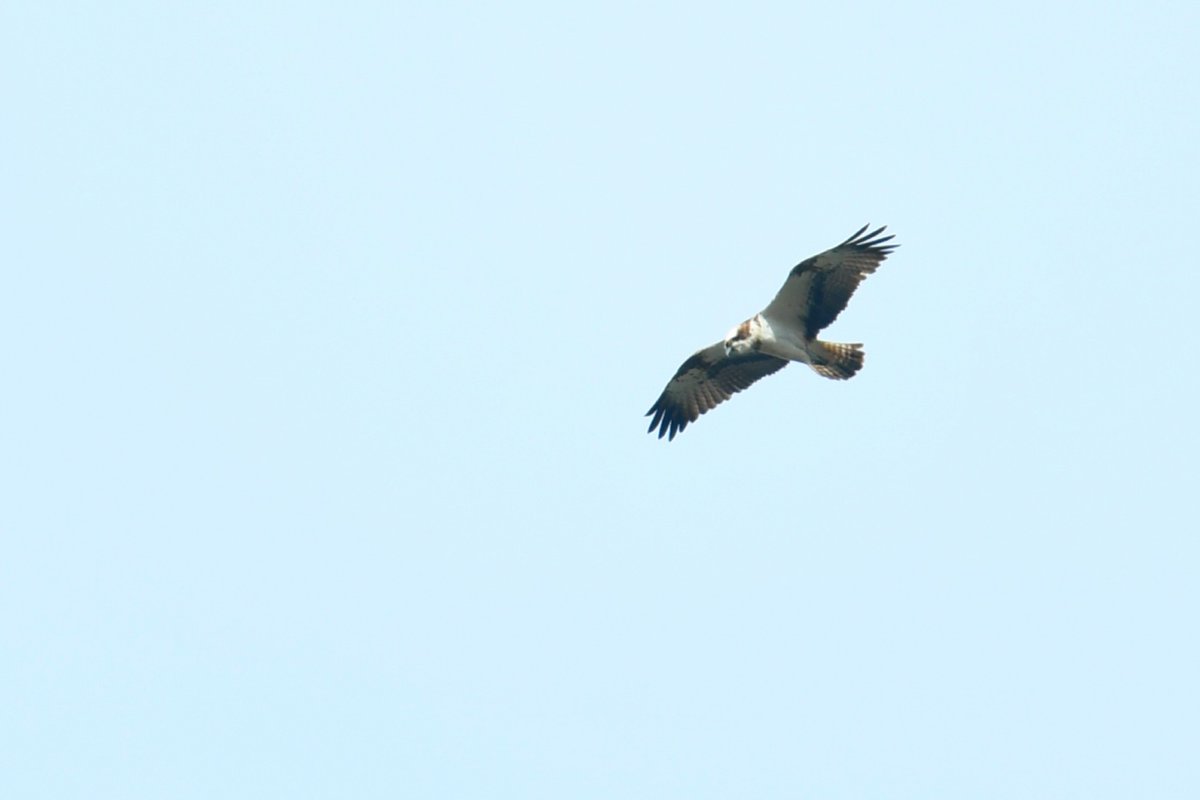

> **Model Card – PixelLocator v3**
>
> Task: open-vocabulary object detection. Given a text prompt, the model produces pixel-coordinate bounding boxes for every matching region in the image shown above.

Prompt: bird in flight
[645,224,898,441]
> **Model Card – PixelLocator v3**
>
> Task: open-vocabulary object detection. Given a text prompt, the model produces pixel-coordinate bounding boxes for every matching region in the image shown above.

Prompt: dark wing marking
[645,343,788,441]
[763,224,898,339]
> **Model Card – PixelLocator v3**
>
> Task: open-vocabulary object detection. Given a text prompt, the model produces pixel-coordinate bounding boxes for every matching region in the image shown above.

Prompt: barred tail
[809,341,864,380]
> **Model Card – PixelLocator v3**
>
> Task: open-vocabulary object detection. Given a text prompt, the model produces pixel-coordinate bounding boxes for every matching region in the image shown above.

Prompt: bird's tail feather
[809,341,864,380]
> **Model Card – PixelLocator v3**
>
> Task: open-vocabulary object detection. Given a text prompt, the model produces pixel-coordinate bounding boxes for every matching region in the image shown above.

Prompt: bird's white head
[723,318,759,356]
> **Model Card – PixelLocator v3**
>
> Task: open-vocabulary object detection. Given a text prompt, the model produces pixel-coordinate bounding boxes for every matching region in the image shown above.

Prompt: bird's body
[730,313,817,363]
[645,224,897,440]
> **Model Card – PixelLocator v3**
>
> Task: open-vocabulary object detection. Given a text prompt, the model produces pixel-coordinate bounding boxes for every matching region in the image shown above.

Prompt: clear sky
[4,2,1199,797]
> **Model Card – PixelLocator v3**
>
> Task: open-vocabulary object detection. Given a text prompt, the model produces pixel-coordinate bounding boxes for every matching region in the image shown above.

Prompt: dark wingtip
[645,403,665,434]
[845,223,898,254]
[843,223,870,243]
[645,405,683,441]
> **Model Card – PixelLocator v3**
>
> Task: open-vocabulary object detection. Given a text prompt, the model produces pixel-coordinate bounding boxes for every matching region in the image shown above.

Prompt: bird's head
[724,319,755,356]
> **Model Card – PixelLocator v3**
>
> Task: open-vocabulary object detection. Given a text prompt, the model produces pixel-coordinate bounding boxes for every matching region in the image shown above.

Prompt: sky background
[3,2,1199,797]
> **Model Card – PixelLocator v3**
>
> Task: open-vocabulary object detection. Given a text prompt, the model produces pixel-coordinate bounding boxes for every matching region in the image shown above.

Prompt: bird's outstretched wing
[645,343,788,440]
[763,224,897,338]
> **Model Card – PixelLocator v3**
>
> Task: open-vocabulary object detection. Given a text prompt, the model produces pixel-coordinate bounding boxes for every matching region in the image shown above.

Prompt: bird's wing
[645,342,788,440]
[763,224,897,338]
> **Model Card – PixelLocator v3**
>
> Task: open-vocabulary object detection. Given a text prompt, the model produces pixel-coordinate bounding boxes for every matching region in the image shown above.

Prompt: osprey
[646,224,898,440]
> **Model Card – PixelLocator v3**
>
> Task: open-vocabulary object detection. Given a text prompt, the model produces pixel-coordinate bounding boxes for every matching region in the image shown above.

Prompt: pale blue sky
[3,2,1199,797]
